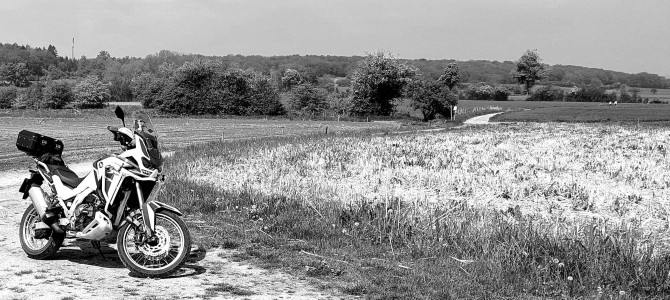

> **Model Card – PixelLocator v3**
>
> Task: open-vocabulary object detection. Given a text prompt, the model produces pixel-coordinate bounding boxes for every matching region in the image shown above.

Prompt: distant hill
[1,42,668,92]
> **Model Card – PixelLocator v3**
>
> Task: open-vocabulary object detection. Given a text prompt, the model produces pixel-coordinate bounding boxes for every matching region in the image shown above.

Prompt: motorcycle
[16,106,191,277]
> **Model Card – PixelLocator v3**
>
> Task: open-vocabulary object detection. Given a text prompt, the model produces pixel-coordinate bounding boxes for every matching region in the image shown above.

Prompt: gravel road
[0,162,353,300]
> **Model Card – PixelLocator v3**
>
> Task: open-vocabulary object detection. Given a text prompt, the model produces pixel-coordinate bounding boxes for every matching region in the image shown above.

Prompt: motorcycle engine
[74,194,103,231]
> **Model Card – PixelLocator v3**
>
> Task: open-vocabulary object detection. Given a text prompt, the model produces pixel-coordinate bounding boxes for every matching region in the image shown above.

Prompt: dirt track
[0,162,352,300]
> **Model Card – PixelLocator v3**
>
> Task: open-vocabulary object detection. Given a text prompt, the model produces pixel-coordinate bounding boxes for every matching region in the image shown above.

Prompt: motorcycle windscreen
[131,110,157,137]
[132,110,163,169]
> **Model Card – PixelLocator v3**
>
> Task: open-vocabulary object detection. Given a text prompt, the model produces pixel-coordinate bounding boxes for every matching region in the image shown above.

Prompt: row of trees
[0,76,109,109]
[527,85,657,103]
[136,61,284,115]
[124,51,461,121]
[2,42,667,101]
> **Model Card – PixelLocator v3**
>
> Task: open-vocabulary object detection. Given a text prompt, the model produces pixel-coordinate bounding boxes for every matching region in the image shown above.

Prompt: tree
[0,63,30,87]
[47,44,58,57]
[132,73,165,108]
[97,50,111,60]
[73,76,110,108]
[288,83,329,116]
[511,49,548,95]
[350,51,417,116]
[406,79,457,121]
[42,80,73,109]
[0,86,18,108]
[438,63,460,90]
[281,69,303,91]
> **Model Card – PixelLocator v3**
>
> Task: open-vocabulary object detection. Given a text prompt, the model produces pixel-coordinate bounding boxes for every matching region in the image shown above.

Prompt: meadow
[162,122,670,299]
[0,108,400,170]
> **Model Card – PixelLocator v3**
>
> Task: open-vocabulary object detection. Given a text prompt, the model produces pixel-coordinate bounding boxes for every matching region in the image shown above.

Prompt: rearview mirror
[115,106,126,127]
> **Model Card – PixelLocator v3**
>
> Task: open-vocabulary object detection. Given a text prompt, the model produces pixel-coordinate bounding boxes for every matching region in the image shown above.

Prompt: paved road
[462,112,504,125]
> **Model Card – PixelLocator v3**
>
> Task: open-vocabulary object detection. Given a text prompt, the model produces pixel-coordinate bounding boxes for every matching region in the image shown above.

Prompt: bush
[281,69,303,91]
[157,61,285,116]
[350,51,418,116]
[0,86,18,108]
[288,84,329,116]
[406,79,457,121]
[527,86,565,101]
[73,76,110,108]
[327,90,352,116]
[466,84,509,101]
[42,80,73,109]
[565,87,616,102]
[492,86,510,101]
[24,81,44,109]
[132,73,167,108]
[467,84,494,100]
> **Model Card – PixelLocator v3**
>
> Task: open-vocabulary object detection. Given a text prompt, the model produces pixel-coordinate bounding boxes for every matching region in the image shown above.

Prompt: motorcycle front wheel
[19,204,63,259]
[117,211,191,277]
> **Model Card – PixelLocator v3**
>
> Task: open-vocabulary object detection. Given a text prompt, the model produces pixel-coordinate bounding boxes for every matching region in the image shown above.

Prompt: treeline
[528,85,666,104]
[1,42,668,100]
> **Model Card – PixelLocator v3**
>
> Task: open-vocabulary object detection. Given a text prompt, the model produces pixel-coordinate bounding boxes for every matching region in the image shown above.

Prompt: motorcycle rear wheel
[19,204,63,259]
[117,211,191,277]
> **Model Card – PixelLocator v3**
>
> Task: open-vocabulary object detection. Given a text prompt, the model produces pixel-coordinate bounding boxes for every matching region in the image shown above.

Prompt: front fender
[141,200,183,234]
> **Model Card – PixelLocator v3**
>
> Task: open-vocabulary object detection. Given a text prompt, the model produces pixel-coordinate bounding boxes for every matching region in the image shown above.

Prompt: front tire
[117,211,191,277]
[19,204,63,259]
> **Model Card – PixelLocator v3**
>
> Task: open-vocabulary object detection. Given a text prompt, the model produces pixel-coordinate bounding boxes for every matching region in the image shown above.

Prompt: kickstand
[91,241,107,260]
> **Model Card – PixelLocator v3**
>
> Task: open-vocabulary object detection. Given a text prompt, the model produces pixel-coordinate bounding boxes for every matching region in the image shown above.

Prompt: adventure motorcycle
[16,106,191,277]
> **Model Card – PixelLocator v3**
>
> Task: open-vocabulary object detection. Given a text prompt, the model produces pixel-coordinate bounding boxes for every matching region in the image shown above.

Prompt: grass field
[486,102,670,123]
[162,122,670,299]
[0,108,402,170]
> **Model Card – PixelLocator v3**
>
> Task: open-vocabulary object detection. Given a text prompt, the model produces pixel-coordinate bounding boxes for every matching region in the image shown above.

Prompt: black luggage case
[16,130,64,157]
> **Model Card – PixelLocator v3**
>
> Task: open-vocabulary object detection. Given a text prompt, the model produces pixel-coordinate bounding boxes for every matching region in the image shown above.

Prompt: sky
[2,0,669,77]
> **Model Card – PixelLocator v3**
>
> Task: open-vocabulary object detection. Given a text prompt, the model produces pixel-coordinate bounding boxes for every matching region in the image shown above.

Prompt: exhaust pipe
[27,186,48,218]
[27,186,64,235]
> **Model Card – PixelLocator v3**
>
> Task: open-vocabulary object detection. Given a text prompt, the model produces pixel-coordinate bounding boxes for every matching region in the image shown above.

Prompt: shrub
[132,73,167,108]
[350,51,418,116]
[281,69,303,91]
[0,86,18,108]
[467,84,494,100]
[157,61,285,116]
[288,84,329,116]
[42,80,73,109]
[11,91,29,109]
[327,90,352,117]
[406,79,457,121]
[73,76,110,108]
[565,87,615,102]
[24,81,44,109]
[527,86,565,101]
[492,86,510,101]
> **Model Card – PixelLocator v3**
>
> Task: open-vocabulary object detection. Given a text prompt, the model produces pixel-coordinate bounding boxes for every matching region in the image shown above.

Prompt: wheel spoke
[121,213,186,271]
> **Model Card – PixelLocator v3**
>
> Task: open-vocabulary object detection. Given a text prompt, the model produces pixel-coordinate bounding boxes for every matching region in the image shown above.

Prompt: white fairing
[26,110,163,242]
[75,211,113,240]
[53,172,96,200]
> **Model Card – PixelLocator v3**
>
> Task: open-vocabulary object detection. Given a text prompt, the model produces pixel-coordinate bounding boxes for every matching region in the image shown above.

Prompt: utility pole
[71,38,74,60]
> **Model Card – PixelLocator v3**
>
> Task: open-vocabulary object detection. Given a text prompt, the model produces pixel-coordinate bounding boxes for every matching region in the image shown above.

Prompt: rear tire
[117,211,191,277]
[19,204,63,259]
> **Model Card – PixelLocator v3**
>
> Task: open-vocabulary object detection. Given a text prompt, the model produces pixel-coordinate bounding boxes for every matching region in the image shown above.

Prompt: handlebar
[108,126,133,147]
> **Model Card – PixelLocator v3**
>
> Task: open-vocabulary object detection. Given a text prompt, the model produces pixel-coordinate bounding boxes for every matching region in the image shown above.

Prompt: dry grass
[160,123,670,298]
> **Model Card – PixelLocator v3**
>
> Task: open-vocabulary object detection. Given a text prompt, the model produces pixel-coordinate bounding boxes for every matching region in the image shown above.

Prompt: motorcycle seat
[48,165,84,188]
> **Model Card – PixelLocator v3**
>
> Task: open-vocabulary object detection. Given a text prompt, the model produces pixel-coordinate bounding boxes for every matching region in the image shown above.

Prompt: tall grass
[162,124,670,298]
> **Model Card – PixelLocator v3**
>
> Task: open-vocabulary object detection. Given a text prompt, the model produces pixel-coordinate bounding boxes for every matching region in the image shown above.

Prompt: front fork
[126,175,183,237]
